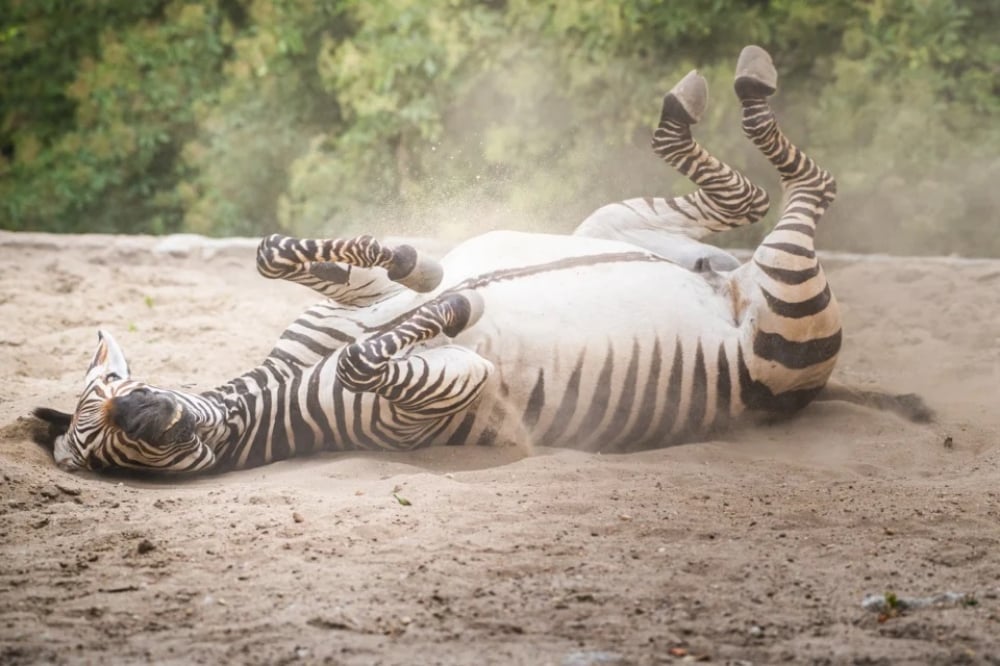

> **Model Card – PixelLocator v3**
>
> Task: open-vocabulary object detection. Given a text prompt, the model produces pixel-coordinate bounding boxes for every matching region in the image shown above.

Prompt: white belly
[437,231,742,449]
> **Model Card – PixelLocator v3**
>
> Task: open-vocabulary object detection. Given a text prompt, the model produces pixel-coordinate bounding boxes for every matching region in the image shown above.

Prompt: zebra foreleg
[256,234,444,305]
[574,69,769,272]
[336,291,493,417]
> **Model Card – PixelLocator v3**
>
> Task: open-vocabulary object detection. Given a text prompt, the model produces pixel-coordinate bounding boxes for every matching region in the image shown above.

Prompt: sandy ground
[0,230,998,665]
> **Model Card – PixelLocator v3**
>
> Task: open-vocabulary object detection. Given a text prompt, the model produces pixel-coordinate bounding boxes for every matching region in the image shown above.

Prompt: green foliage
[279,0,509,235]
[1,0,998,255]
[2,0,229,233]
[177,0,344,236]
[801,0,1000,255]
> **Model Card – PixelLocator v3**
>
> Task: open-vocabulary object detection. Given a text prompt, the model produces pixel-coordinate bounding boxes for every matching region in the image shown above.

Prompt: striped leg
[575,70,770,271]
[652,70,772,232]
[336,291,493,416]
[256,234,444,306]
[737,45,842,397]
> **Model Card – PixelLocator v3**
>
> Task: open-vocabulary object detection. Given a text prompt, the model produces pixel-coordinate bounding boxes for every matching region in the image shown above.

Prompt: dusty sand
[1,230,998,665]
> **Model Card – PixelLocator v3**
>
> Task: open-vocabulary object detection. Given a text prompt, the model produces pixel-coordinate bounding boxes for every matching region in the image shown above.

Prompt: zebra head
[32,330,218,474]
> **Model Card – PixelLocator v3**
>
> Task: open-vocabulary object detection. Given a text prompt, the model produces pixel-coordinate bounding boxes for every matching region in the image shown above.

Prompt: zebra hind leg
[652,69,771,232]
[256,234,444,306]
[734,45,843,406]
[574,70,769,272]
[337,290,493,416]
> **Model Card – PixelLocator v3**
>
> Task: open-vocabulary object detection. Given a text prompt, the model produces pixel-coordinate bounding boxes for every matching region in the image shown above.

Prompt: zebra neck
[145,385,234,456]
[200,360,322,470]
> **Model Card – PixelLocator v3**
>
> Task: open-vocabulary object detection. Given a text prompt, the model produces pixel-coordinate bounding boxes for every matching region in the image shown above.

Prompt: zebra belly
[443,255,743,451]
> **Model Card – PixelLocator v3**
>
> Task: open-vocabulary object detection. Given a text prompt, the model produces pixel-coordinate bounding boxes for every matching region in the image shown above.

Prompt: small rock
[152,234,198,258]
[136,539,156,554]
[562,650,623,666]
[292,512,305,523]
[307,616,354,631]
[55,484,81,497]
[31,517,49,529]
[749,625,764,638]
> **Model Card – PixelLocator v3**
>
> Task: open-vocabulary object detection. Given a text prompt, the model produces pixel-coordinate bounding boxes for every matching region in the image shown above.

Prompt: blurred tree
[802,0,1000,255]
[2,0,229,233]
[0,0,997,255]
[279,0,508,235]
[177,0,345,236]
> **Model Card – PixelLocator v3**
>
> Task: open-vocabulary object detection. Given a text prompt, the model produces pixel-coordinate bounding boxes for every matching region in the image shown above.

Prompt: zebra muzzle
[108,390,195,445]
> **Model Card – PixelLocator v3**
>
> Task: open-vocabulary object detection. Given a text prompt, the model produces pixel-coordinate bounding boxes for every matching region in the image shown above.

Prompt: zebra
[32,46,929,475]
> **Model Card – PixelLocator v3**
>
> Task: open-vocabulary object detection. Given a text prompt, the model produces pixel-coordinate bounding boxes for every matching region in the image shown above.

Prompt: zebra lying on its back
[33,46,929,475]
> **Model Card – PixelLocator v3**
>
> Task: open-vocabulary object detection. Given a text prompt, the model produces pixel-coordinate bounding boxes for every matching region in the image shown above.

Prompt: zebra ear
[30,407,72,452]
[86,329,131,383]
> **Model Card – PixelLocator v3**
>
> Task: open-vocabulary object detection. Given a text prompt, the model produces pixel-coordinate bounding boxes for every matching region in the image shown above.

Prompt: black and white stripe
[573,69,770,272]
[733,48,842,404]
[37,46,857,476]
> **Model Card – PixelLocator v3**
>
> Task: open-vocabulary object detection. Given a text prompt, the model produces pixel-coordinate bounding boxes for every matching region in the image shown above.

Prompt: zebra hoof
[387,244,444,293]
[660,70,708,126]
[440,290,485,338]
[734,45,778,100]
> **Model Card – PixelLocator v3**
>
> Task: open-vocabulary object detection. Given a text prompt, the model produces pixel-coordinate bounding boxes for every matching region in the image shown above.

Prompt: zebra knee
[786,167,838,212]
[336,342,385,393]
[735,182,771,224]
[256,234,295,279]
